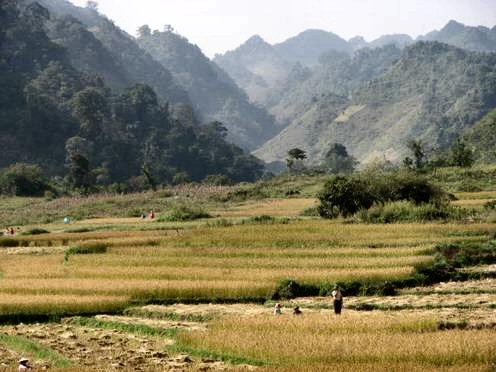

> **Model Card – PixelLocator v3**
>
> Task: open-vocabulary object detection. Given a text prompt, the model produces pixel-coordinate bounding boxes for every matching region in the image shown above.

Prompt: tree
[405,140,426,170]
[68,154,93,191]
[322,143,358,174]
[318,175,375,218]
[449,139,474,167]
[137,25,151,38]
[73,87,108,140]
[286,148,307,173]
[0,163,47,196]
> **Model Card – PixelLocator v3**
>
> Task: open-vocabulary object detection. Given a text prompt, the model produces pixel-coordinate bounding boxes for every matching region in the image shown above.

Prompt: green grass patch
[64,243,108,262]
[241,215,290,225]
[158,204,211,222]
[20,228,50,236]
[123,307,213,322]
[0,333,72,368]
[67,317,177,338]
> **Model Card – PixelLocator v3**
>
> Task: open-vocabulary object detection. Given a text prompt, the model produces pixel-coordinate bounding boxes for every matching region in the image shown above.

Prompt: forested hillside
[254,42,496,164]
[214,35,291,105]
[137,29,278,150]
[419,20,496,52]
[0,0,264,190]
[464,108,496,163]
[32,0,277,150]
[36,0,189,104]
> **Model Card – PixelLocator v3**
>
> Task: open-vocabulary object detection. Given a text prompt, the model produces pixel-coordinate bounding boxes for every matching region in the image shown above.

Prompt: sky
[69,0,496,57]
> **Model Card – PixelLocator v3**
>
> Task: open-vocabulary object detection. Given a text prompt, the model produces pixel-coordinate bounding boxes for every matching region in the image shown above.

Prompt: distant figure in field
[274,303,282,315]
[9,227,15,235]
[149,210,155,219]
[332,285,343,315]
[18,357,32,370]
[63,217,70,225]
[293,306,302,315]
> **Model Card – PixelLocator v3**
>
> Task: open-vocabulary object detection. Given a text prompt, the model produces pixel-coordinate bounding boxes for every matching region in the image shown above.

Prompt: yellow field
[0,218,493,315]
[0,194,495,370]
[178,312,496,371]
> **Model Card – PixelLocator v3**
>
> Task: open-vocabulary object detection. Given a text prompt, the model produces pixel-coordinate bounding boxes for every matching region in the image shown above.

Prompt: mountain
[266,45,402,127]
[369,34,413,49]
[214,35,291,104]
[419,20,496,52]
[137,30,278,150]
[0,0,265,185]
[35,0,189,104]
[464,108,496,163]
[254,42,496,165]
[34,0,277,150]
[274,29,352,66]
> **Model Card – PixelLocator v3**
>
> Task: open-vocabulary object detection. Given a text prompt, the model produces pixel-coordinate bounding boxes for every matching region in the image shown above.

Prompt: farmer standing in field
[332,285,343,315]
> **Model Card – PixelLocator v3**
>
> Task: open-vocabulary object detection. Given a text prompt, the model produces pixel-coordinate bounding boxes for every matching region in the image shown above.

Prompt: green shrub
[318,176,375,218]
[206,219,234,228]
[203,174,233,186]
[318,172,447,219]
[64,227,94,233]
[0,163,48,196]
[241,215,290,225]
[269,279,318,300]
[159,204,211,222]
[356,201,471,223]
[300,205,320,217]
[0,238,19,247]
[64,243,107,262]
[484,200,496,210]
[21,228,50,236]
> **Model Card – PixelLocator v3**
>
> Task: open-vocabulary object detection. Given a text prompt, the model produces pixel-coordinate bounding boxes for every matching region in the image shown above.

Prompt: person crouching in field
[332,285,343,315]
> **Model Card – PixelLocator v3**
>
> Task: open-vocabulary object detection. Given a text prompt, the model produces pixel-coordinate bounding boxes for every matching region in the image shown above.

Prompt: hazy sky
[69,0,496,57]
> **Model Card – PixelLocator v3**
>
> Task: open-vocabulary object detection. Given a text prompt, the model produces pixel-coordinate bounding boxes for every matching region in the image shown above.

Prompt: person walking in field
[332,285,343,315]
[274,303,282,315]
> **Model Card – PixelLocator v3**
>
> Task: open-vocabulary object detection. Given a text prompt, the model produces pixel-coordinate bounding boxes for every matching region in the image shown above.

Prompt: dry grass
[178,312,496,370]
[0,220,493,315]
[213,198,317,217]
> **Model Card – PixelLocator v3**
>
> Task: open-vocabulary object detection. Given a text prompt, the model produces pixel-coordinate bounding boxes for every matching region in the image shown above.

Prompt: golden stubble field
[0,196,495,370]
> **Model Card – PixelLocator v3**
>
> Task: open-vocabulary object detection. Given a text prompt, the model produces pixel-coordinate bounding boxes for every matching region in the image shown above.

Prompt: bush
[0,238,20,247]
[269,279,318,300]
[159,204,211,222]
[318,176,375,218]
[241,215,290,225]
[300,205,320,217]
[203,174,233,186]
[356,201,471,223]
[318,172,447,219]
[64,243,107,262]
[21,228,50,236]
[0,163,48,196]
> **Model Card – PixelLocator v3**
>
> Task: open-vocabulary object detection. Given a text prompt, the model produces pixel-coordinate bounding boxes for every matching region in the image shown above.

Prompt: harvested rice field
[0,192,495,370]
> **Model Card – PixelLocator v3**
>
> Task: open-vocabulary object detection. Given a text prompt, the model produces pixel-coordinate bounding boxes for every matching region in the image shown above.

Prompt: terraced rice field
[0,194,495,370]
[0,220,494,317]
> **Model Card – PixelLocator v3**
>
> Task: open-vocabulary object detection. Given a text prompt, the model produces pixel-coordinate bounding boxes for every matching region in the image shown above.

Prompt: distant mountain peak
[239,34,272,51]
[444,19,465,31]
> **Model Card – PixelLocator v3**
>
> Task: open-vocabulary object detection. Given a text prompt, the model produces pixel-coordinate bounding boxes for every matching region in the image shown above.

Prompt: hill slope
[137,30,278,150]
[213,35,291,104]
[419,20,496,52]
[255,42,496,165]
[464,108,496,163]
